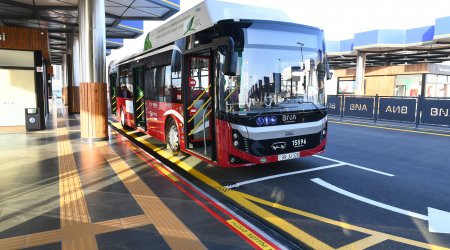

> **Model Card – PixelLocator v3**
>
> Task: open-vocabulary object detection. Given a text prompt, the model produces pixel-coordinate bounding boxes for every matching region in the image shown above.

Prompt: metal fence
[327,95,450,127]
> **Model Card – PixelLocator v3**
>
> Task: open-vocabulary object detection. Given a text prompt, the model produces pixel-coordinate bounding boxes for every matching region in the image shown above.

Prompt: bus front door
[184,56,215,161]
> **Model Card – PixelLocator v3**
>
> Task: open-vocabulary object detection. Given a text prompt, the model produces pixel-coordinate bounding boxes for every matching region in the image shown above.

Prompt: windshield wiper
[298,101,325,115]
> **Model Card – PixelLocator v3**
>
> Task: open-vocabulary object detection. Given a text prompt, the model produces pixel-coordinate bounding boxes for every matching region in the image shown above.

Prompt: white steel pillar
[78,0,108,141]
[355,51,366,95]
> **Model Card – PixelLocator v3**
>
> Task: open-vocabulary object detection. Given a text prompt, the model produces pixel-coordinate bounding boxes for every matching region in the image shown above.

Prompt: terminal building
[326,16,450,98]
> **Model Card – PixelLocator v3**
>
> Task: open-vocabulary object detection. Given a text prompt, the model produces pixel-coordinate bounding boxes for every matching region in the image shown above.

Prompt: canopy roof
[0,0,180,64]
[326,16,450,69]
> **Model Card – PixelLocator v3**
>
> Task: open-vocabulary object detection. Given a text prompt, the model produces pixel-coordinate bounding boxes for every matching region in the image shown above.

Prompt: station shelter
[326,16,450,98]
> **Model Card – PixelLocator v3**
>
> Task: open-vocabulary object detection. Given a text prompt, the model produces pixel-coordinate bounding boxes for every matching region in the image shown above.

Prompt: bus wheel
[166,118,180,155]
[120,109,126,129]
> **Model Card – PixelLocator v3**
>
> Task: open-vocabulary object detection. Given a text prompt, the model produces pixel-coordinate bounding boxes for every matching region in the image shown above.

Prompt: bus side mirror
[213,36,238,76]
[224,51,238,76]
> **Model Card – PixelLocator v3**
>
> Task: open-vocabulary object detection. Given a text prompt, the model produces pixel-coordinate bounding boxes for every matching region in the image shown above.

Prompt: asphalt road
[114,119,450,249]
[185,120,450,249]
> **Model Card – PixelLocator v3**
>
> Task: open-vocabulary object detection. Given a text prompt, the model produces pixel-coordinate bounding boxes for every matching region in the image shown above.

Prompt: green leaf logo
[143,32,152,51]
[184,16,196,35]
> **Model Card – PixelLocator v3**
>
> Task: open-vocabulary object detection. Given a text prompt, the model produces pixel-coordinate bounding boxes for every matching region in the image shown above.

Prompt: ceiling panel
[132,0,160,8]
[123,8,158,17]
[105,6,127,16]
[0,0,179,64]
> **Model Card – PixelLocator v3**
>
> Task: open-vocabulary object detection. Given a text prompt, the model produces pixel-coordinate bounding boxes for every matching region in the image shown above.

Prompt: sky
[108,0,450,63]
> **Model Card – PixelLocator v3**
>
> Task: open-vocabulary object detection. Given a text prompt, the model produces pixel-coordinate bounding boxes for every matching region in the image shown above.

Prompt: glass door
[184,56,214,160]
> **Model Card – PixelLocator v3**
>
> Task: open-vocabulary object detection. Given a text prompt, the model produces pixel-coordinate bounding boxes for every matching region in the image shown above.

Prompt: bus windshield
[219,24,327,115]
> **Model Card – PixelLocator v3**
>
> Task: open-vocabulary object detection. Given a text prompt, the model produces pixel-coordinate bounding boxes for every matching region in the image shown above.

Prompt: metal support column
[355,51,366,95]
[79,0,108,141]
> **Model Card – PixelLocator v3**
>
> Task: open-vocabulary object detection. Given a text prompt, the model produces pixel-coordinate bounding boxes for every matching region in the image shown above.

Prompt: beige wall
[365,76,395,96]
[0,69,36,126]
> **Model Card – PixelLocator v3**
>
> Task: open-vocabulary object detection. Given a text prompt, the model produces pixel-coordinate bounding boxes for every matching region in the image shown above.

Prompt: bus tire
[120,109,127,129]
[166,118,180,156]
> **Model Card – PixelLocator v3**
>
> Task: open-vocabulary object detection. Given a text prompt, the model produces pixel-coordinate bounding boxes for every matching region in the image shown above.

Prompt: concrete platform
[0,100,278,250]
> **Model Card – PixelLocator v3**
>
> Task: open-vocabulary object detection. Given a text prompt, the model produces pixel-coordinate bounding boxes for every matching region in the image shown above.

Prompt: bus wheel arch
[165,116,180,155]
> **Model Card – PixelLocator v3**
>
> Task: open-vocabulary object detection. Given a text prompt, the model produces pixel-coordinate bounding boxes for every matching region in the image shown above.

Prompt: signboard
[421,99,450,126]
[36,66,43,73]
[326,95,341,115]
[0,32,5,41]
[378,98,417,123]
[344,97,374,118]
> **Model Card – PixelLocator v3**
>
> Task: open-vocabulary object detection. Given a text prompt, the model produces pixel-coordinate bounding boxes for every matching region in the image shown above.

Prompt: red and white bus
[109,0,330,167]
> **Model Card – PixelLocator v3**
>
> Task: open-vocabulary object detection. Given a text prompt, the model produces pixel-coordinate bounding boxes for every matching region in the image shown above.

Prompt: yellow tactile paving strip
[95,141,206,250]
[57,120,99,250]
[0,115,207,249]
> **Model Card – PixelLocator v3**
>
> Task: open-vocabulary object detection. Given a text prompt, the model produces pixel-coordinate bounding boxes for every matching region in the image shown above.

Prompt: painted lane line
[329,120,450,137]
[311,178,426,220]
[311,178,450,234]
[225,163,345,189]
[313,155,395,177]
[110,122,333,249]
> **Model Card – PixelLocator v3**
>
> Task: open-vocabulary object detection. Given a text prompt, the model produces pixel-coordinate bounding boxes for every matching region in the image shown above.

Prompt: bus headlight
[233,140,239,147]
[233,133,238,139]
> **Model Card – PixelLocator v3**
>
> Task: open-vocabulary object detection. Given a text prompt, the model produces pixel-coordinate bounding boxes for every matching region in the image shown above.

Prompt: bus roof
[111,0,296,67]
[144,0,291,51]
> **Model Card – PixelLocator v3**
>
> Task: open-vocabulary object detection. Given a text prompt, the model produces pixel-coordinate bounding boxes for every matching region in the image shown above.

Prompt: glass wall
[394,74,422,97]
[425,74,449,98]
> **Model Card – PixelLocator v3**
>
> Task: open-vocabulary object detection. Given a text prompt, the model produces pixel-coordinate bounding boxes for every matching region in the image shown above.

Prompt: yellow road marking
[111,122,331,249]
[111,121,450,250]
[337,235,387,250]
[57,120,98,250]
[227,219,275,250]
[95,141,205,249]
[330,120,450,137]
[239,191,450,250]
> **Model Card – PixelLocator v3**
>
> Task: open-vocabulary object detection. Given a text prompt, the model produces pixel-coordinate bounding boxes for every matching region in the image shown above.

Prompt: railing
[327,94,450,128]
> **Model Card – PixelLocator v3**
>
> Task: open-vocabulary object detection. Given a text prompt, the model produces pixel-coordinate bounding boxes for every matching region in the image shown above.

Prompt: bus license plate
[277,152,300,161]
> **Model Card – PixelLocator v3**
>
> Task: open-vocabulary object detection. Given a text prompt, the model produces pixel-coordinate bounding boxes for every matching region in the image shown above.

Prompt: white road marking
[312,178,450,234]
[224,163,345,189]
[311,178,427,220]
[313,155,395,177]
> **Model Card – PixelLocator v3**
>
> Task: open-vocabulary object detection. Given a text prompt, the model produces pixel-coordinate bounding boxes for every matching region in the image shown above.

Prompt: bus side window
[171,70,182,103]
[154,67,165,102]
[164,65,172,103]
[144,67,155,101]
